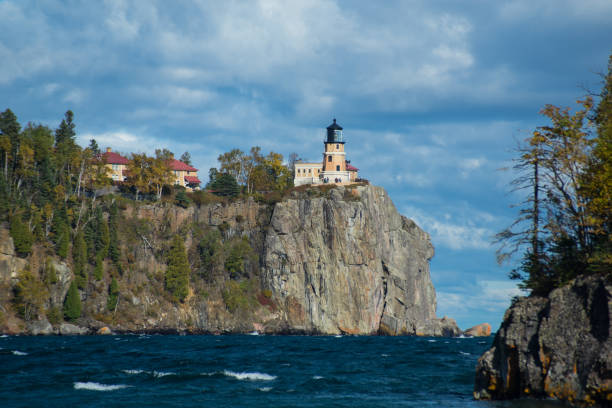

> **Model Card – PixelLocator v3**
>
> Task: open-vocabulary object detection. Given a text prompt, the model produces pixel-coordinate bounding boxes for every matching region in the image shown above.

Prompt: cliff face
[263,185,453,335]
[0,184,459,336]
[474,274,611,406]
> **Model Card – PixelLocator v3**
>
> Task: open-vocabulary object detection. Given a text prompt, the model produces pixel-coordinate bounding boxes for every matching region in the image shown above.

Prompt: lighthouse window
[336,144,339,149]
[308,169,311,173]
[336,165,340,171]
[328,156,332,162]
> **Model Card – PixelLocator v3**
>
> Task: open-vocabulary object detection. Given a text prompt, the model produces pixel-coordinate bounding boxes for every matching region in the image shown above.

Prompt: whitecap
[153,371,175,378]
[460,351,471,356]
[258,387,272,392]
[74,382,130,391]
[12,350,27,356]
[0,334,8,338]
[381,353,389,357]
[427,339,436,343]
[223,370,276,381]
[334,335,342,338]
[312,375,324,380]
[122,369,144,375]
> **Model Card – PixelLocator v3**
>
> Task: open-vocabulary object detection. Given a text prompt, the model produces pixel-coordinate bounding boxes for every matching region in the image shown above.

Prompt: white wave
[223,370,277,381]
[312,375,324,380]
[460,351,471,356]
[122,369,144,375]
[258,387,272,392]
[153,371,175,378]
[334,335,342,338]
[381,353,389,357]
[12,350,27,356]
[74,382,130,391]
[427,339,437,343]
[0,334,8,338]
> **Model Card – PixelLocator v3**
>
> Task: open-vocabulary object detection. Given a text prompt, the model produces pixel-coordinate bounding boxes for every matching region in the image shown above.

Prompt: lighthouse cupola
[326,118,344,144]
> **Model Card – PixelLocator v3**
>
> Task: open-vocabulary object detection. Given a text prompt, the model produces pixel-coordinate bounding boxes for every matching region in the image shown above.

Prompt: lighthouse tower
[321,119,349,183]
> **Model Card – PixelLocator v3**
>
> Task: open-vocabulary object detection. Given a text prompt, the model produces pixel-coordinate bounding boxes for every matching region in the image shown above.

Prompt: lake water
[1,334,564,407]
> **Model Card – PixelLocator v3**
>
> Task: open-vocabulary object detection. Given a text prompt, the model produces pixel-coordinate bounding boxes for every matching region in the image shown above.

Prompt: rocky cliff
[0,184,460,336]
[474,274,611,406]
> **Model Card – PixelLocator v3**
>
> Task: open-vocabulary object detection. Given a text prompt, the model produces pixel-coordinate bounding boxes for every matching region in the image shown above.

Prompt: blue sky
[1,0,611,330]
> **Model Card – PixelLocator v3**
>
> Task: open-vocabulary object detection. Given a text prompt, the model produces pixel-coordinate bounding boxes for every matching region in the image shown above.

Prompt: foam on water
[223,370,277,381]
[122,369,144,375]
[312,375,324,380]
[74,382,130,391]
[459,351,471,356]
[153,371,175,378]
[12,350,27,356]
[258,387,273,392]
[0,334,8,338]
[427,339,436,343]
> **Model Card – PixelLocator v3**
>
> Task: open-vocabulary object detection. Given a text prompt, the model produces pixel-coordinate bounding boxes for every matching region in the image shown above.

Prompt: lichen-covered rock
[0,227,27,284]
[27,318,53,335]
[59,323,89,335]
[262,185,457,335]
[474,274,612,406]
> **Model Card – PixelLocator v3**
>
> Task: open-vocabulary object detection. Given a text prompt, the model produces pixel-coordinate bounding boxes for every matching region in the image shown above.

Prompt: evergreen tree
[72,229,87,289]
[210,172,240,197]
[108,201,120,264]
[52,205,70,258]
[63,281,82,321]
[180,151,192,165]
[174,190,190,208]
[165,235,190,302]
[94,254,103,281]
[9,214,33,257]
[107,277,119,311]
[95,208,110,258]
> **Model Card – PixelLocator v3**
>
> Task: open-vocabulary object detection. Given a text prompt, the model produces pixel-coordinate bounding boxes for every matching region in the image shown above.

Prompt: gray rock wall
[262,185,457,335]
[474,274,611,406]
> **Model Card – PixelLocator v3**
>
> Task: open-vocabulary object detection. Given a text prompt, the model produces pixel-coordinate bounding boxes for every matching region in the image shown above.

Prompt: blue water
[1,334,563,407]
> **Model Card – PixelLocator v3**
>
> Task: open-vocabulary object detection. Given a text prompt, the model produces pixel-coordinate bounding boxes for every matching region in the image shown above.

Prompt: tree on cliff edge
[497,54,612,295]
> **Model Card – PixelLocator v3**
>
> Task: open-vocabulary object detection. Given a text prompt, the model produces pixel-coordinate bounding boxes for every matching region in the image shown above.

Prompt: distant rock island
[1,183,463,336]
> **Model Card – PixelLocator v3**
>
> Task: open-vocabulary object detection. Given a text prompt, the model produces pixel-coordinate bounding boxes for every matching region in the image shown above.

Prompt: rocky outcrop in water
[0,184,460,336]
[474,274,611,406]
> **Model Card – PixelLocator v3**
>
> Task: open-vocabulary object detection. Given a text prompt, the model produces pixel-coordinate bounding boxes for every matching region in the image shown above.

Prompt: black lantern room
[326,118,344,144]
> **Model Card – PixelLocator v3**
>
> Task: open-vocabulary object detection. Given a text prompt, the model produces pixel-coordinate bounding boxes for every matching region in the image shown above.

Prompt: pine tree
[210,172,240,197]
[72,229,87,289]
[94,254,103,281]
[63,281,82,321]
[107,277,119,311]
[108,201,120,264]
[9,214,33,257]
[165,235,190,302]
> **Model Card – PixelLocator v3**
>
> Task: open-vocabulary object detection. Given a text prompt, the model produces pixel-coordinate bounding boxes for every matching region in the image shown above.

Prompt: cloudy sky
[2,0,611,329]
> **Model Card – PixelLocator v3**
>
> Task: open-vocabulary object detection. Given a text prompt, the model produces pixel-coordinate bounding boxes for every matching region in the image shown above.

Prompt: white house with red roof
[103,147,130,182]
[168,159,201,190]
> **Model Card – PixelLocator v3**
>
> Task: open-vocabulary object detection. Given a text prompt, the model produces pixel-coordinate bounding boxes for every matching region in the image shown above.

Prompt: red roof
[169,159,198,172]
[346,163,359,171]
[184,176,201,184]
[103,151,129,165]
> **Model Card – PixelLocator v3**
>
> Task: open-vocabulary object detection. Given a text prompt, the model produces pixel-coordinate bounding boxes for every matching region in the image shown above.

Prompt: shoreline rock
[474,274,611,406]
[464,323,491,337]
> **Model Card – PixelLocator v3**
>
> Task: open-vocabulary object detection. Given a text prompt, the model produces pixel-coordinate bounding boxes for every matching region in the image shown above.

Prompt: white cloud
[402,205,495,251]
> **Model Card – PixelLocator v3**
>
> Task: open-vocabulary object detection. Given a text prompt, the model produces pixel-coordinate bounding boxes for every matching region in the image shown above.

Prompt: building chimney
[106,147,112,153]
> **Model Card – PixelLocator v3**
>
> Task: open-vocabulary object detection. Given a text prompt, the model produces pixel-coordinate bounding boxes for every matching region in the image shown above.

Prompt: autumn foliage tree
[497,55,612,295]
